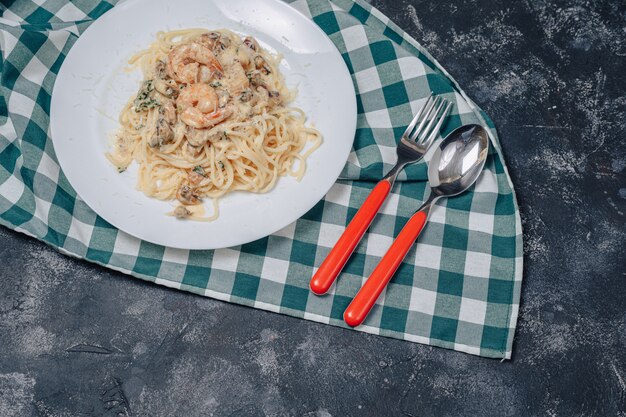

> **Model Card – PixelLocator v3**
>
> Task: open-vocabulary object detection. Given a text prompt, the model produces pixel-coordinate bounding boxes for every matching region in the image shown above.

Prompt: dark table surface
[1,0,625,416]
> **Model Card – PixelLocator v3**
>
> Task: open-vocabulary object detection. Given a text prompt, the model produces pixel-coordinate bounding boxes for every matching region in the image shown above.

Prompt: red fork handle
[310,180,392,295]
[344,210,429,327]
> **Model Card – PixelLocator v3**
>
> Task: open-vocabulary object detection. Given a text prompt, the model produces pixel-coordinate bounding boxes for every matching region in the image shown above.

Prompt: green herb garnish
[192,165,207,177]
[133,80,160,111]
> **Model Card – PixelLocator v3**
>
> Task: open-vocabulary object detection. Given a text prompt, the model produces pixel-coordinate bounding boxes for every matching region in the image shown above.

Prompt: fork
[310,94,452,295]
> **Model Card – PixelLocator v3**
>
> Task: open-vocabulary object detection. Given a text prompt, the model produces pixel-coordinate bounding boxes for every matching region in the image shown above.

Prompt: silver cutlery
[310,94,453,295]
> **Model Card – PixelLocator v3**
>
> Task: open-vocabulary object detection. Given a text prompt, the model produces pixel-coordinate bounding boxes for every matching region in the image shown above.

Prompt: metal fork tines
[384,94,453,182]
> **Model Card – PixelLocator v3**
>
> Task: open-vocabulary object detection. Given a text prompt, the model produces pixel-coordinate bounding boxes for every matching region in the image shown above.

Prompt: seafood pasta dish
[106,29,322,221]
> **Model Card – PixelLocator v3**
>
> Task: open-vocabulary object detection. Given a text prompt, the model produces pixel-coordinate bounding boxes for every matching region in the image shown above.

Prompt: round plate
[50,0,356,250]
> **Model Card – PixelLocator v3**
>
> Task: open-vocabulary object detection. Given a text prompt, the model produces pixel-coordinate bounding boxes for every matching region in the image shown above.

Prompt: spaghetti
[107,29,322,221]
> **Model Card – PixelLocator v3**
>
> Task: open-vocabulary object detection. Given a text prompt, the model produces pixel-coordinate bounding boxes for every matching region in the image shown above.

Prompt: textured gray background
[1,0,625,416]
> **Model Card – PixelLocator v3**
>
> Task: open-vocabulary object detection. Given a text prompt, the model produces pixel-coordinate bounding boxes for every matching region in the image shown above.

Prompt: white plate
[50,0,356,250]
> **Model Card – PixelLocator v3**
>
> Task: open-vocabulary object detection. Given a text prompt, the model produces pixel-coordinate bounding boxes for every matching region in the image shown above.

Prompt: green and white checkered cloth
[0,0,523,358]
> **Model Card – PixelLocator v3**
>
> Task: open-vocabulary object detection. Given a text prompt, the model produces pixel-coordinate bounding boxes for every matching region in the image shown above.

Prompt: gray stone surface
[1,0,625,416]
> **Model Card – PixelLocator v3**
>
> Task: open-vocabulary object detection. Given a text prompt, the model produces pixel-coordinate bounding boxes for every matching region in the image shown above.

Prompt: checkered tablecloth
[0,0,523,358]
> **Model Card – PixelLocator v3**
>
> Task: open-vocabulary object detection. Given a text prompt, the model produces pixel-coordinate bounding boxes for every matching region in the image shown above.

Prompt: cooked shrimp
[177,83,218,113]
[167,43,223,84]
[176,83,231,128]
[186,105,232,129]
[198,65,218,83]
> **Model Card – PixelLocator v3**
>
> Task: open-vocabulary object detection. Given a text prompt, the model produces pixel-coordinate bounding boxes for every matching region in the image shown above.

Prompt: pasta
[106,28,322,221]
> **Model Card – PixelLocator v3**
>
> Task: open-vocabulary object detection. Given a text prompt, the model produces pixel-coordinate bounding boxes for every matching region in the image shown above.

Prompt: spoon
[343,124,489,327]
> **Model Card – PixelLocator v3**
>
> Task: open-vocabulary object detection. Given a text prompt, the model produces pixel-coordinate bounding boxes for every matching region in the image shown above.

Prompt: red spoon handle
[344,210,428,327]
[310,180,392,295]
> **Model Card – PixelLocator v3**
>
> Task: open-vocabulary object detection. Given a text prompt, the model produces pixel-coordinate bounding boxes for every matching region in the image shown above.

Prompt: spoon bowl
[344,124,490,327]
[429,124,489,199]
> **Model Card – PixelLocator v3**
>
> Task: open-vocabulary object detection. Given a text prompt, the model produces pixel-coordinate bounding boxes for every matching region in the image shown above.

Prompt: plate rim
[50,0,357,250]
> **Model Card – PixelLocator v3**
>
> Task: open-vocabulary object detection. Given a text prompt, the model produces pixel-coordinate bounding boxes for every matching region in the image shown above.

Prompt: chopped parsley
[218,161,225,169]
[117,166,126,173]
[209,81,222,88]
[192,165,207,177]
[133,80,160,111]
